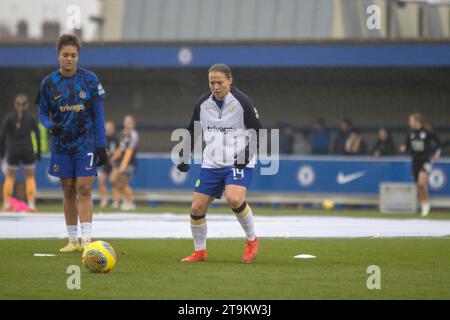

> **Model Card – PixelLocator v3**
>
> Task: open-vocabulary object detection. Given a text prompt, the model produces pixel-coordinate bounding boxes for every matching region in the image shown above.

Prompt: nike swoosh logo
[54,95,61,100]
[337,171,366,184]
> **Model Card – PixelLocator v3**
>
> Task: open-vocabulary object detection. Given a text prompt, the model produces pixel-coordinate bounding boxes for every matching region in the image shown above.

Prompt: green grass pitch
[1,238,449,299]
[35,204,450,220]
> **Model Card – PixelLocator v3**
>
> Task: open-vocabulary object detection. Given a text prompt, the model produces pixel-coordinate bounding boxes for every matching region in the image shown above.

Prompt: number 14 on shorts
[232,168,244,180]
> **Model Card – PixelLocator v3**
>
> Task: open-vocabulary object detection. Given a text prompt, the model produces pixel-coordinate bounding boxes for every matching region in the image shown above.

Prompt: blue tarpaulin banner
[1,43,450,67]
[6,155,448,197]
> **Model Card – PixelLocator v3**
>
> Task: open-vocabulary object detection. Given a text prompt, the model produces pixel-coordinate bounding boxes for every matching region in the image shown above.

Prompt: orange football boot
[181,249,207,262]
[242,238,259,264]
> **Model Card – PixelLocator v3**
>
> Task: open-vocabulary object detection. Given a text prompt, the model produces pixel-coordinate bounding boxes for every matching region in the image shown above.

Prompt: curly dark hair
[56,33,81,54]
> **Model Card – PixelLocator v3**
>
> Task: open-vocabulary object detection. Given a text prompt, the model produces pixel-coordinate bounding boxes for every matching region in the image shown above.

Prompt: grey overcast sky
[0,0,100,40]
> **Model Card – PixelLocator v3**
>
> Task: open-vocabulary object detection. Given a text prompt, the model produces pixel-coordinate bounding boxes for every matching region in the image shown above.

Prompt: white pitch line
[0,212,449,239]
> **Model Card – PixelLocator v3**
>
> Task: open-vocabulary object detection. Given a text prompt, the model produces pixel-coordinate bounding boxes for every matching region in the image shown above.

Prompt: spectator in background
[372,127,396,157]
[333,118,353,155]
[293,129,311,155]
[278,123,295,155]
[345,128,367,155]
[310,118,329,155]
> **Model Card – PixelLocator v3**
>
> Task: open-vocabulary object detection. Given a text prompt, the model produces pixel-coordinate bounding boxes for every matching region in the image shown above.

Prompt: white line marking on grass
[294,254,317,259]
[1,212,450,239]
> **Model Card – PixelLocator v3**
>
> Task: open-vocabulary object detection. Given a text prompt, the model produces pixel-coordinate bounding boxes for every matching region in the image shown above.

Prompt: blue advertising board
[1,43,450,68]
[5,155,448,197]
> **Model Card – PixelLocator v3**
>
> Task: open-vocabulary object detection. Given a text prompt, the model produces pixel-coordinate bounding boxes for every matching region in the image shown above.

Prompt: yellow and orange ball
[82,241,117,273]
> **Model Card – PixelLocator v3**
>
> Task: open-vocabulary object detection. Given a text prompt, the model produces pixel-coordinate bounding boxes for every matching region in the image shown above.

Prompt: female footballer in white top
[177,64,262,263]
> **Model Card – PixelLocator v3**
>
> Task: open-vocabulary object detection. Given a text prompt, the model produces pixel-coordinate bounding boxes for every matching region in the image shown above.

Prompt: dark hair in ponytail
[208,63,232,80]
[57,33,81,54]
[14,93,28,129]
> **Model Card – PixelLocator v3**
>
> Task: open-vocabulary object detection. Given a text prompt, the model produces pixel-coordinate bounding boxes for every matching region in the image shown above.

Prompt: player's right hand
[49,124,63,136]
[234,147,250,170]
[95,148,108,167]
[177,162,190,172]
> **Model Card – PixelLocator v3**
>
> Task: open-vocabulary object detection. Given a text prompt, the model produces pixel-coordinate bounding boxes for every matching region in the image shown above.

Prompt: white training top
[187,87,262,169]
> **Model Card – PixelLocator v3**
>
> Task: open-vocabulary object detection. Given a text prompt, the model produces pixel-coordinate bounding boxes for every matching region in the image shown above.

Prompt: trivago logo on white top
[337,171,366,185]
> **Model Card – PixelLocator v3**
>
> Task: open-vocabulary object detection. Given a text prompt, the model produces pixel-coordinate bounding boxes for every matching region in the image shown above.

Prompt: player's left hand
[177,162,190,172]
[234,161,248,170]
[234,149,249,170]
[95,148,108,167]
[49,124,63,136]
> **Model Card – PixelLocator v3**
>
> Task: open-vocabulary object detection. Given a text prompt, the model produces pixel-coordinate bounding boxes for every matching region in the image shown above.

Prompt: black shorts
[99,163,113,175]
[6,148,35,169]
[121,164,136,177]
[412,157,432,182]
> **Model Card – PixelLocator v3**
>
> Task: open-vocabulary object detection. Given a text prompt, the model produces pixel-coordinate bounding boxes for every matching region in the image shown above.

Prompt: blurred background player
[98,121,119,208]
[36,33,107,252]
[177,63,262,263]
[400,113,441,217]
[110,115,138,211]
[0,93,41,212]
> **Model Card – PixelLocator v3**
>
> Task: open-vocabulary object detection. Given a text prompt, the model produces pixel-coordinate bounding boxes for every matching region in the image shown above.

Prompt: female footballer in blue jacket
[36,34,107,252]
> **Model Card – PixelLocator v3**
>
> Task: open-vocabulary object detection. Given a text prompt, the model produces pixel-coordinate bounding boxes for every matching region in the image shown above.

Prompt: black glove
[234,147,250,170]
[177,162,190,172]
[177,148,190,172]
[95,148,108,167]
[234,160,248,170]
[35,152,41,161]
[49,124,63,136]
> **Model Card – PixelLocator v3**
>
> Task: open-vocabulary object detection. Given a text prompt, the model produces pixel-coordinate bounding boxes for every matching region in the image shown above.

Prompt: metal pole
[386,0,393,38]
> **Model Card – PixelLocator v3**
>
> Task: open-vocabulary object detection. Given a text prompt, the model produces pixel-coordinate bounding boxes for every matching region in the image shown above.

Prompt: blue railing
[1,42,450,67]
